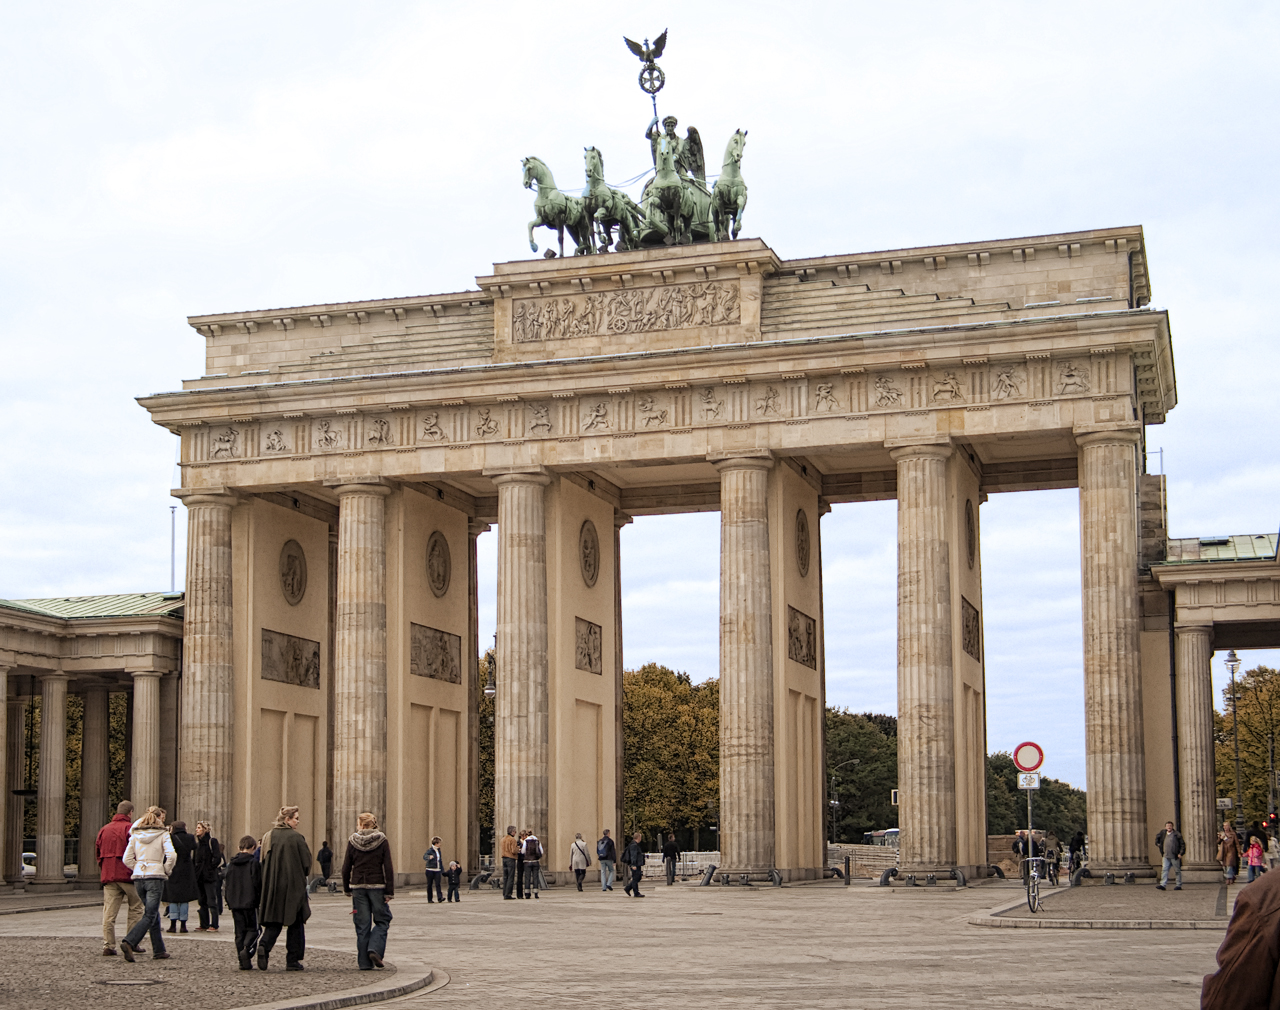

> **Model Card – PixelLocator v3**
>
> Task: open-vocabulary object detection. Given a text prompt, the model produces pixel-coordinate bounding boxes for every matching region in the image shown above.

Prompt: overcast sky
[2,3,1278,789]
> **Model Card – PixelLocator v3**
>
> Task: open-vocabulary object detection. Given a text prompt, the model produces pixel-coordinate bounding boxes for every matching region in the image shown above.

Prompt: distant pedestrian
[1155,820,1184,890]
[224,835,262,971]
[1012,830,1038,884]
[119,806,176,963]
[569,832,591,891]
[1202,861,1280,1005]
[622,832,646,898]
[96,800,143,957]
[1068,830,1085,873]
[164,821,199,932]
[522,830,543,899]
[1218,826,1241,883]
[516,829,528,899]
[662,832,679,886]
[423,836,444,903]
[194,821,222,931]
[317,841,333,883]
[597,829,616,892]
[342,812,394,971]
[446,861,462,902]
[1247,837,1266,883]
[500,826,519,900]
[258,805,312,971]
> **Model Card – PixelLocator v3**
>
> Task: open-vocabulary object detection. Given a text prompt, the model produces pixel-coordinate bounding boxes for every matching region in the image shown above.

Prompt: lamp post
[827,758,860,844]
[1227,649,1245,833]
[483,632,497,701]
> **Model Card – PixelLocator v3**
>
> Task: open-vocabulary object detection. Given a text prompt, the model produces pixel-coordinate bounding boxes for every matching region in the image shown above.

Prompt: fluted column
[78,687,110,880]
[1176,624,1217,867]
[1077,427,1146,868]
[491,470,551,845]
[179,491,235,829]
[131,672,162,813]
[332,481,392,833]
[466,519,489,874]
[4,694,23,884]
[714,454,775,874]
[890,443,956,872]
[34,673,69,888]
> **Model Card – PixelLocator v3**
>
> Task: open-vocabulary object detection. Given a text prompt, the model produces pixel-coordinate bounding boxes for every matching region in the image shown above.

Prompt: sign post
[1014,742,1046,840]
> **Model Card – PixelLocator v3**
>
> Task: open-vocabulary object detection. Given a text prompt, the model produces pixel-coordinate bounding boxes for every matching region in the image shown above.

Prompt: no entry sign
[1013,741,1044,773]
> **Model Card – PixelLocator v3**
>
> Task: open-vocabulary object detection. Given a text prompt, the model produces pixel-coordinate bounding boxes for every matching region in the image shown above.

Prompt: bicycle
[1025,856,1047,913]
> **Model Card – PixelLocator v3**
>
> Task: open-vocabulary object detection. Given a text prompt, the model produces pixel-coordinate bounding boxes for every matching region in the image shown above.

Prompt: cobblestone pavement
[0,880,1227,1008]
[1001,880,1230,920]
[0,935,373,1010]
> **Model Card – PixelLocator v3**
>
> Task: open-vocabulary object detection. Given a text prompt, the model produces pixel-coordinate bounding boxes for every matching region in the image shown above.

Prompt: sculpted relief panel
[512,281,740,343]
[575,617,603,675]
[410,622,462,684]
[261,629,321,689]
[787,606,818,670]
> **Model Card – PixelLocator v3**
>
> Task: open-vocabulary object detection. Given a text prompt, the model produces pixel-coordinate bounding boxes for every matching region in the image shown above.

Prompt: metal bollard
[844,855,851,886]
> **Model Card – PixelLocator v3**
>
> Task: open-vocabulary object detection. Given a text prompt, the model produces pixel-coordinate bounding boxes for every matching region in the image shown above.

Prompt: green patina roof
[1164,533,1279,565]
[0,592,185,620]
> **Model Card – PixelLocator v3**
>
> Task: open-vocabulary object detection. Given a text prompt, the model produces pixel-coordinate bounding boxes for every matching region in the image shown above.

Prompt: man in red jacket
[97,800,143,956]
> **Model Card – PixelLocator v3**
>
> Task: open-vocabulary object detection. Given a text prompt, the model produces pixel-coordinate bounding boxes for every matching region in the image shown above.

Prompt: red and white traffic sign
[1013,741,1044,773]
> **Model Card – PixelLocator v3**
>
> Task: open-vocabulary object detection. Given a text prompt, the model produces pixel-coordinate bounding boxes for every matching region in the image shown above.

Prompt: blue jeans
[600,859,615,890]
[352,888,392,970]
[167,900,189,921]
[1248,864,1263,882]
[124,878,167,953]
[1161,856,1183,888]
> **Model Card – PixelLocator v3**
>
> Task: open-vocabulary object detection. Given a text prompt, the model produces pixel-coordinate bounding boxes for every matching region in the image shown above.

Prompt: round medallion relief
[427,531,451,598]
[579,519,600,588]
[279,540,307,606]
[965,499,976,570]
[795,508,811,578]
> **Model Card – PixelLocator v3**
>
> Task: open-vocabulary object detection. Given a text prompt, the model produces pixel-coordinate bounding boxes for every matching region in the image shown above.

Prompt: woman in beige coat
[569,832,592,892]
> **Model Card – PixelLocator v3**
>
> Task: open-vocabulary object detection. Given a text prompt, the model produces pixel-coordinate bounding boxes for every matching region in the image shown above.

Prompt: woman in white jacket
[120,806,177,962]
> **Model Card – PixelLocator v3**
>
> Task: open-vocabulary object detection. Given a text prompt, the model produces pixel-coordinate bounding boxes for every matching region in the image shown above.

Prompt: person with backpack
[622,832,646,898]
[569,832,592,891]
[597,829,616,892]
[1155,820,1185,890]
[522,829,543,899]
[423,836,444,904]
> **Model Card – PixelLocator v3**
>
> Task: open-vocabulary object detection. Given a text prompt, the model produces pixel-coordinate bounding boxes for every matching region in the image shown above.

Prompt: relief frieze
[575,616,603,674]
[787,605,818,670]
[512,281,740,343]
[410,622,462,683]
[261,629,321,688]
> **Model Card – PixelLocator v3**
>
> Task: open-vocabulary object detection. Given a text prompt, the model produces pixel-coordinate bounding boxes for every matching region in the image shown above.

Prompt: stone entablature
[0,602,183,681]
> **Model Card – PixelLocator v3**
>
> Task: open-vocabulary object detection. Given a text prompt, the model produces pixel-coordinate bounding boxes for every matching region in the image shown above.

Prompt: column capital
[468,520,492,536]
[324,476,394,497]
[129,669,164,681]
[888,442,953,463]
[37,671,68,684]
[1074,422,1142,448]
[613,510,634,530]
[172,487,239,508]
[485,466,552,488]
[1175,622,1215,638]
[709,449,773,472]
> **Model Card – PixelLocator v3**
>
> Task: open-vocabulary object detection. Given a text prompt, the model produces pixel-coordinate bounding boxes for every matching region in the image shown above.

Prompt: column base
[712,867,778,883]
[26,880,73,893]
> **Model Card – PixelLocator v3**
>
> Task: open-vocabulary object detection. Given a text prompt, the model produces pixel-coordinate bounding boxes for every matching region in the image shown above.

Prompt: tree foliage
[986,752,1087,840]
[826,709,898,842]
[622,664,719,847]
[1215,665,1280,827]
[478,648,495,854]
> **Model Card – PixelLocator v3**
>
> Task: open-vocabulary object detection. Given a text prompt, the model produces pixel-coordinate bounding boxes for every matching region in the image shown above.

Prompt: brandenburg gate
[139,226,1182,881]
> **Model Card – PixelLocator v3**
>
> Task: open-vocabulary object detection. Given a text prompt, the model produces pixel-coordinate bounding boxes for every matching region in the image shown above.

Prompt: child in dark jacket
[223,835,262,970]
[446,860,462,902]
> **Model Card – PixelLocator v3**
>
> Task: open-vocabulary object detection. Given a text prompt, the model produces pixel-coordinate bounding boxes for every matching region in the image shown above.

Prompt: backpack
[525,837,543,860]
[597,839,609,858]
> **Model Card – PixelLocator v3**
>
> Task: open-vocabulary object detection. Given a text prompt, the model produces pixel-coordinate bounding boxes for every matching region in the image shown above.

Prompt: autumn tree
[622,663,719,848]
[477,648,495,854]
[1215,665,1280,826]
[986,752,1087,840]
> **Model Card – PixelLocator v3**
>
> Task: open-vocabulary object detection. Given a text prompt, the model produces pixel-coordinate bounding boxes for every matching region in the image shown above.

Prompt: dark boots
[167,920,177,933]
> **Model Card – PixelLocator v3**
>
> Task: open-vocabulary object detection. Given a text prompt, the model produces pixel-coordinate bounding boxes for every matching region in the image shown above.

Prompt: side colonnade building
[129,228,1191,882]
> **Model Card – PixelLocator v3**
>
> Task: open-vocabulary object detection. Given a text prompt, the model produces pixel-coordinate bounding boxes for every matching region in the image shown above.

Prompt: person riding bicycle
[1013,830,1041,884]
[1068,830,1085,872]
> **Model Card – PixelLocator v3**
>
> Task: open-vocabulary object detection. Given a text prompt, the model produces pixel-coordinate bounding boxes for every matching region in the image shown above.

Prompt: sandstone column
[1176,624,1217,868]
[158,674,179,817]
[4,694,23,884]
[78,687,110,880]
[1077,426,1147,868]
[491,470,551,845]
[466,519,489,874]
[34,673,69,889]
[131,672,162,813]
[0,666,7,885]
[332,481,392,833]
[713,453,775,874]
[890,443,957,872]
[179,491,236,829]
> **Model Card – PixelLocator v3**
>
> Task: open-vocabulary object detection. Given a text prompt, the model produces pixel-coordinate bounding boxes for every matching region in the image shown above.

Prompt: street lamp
[827,759,860,843]
[1227,648,1245,832]
[483,632,497,700]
